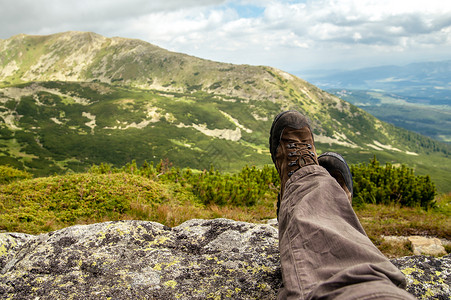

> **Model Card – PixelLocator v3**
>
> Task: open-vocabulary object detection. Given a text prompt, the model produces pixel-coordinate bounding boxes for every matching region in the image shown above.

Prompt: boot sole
[318,151,353,199]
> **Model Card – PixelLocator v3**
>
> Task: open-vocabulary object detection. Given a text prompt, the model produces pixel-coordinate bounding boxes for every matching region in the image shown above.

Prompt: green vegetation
[0,165,32,184]
[90,160,280,207]
[1,81,450,193]
[1,33,450,259]
[1,163,449,258]
[351,157,436,209]
[0,163,278,234]
[1,33,450,197]
[357,198,450,258]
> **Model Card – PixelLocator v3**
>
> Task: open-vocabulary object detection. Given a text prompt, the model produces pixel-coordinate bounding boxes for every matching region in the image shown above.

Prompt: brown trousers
[278,165,416,299]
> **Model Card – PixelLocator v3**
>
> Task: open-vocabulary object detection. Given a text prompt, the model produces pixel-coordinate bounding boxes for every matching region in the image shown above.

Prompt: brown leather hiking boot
[318,152,353,203]
[269,111,318,204]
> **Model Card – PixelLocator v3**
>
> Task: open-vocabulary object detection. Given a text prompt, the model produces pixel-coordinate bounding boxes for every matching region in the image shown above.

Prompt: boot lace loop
[286,142,316,177]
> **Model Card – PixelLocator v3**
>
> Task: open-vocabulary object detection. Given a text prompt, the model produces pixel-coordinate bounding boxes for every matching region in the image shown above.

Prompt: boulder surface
[1,219,449,299]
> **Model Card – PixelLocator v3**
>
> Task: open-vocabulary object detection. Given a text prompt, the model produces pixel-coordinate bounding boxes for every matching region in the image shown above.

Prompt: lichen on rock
[0,219,449,299]
[391,255,450,299]
[0,219,281,299]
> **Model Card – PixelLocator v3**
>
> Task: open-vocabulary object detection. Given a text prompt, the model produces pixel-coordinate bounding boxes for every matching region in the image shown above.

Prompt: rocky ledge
[1,219,449,299]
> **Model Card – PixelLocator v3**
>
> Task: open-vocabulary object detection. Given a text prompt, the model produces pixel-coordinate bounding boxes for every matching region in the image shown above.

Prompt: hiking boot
[318,152,353,203]
[269,110,318,204]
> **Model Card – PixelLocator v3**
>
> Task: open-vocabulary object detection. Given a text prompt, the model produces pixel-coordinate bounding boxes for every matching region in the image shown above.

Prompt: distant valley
[298,61,451,144]
[327,89,451,144]
[301,60,451,105]
[1,32,450,192]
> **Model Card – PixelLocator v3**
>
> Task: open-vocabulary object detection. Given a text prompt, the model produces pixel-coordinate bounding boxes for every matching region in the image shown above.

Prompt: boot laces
[286,142,315,176]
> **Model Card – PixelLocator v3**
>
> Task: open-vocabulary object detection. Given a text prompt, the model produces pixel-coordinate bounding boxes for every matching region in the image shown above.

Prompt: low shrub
[0,165,32,184]
[90,160,280,207]
[351,157,436,209]
[0,173,166,233]
[90,158,437,209]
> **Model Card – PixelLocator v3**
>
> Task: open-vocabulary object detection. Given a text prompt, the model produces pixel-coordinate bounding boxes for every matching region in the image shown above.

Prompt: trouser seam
[285,194,306,299]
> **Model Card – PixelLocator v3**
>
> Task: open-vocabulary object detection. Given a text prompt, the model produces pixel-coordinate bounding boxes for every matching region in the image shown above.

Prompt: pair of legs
[269,111,415,299]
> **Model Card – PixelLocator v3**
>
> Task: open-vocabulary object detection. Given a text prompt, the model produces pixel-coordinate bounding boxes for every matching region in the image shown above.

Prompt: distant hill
[1,32,450,192]
[303,61,451,106]
[327,89,451,144]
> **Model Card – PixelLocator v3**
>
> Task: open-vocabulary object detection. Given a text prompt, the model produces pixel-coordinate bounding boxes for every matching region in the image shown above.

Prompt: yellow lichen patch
[142,237,171,252]
[206,292,221,300]
[153,263,163,271]
[401,266,424,275]
[164,280,177,289]
[0,244,9,256]
[97,231,107,240]
[225,289,236,298]
[423,289,436,299]
[34,277,44,284]
[0,235,18,257]
[153,260,180,271]
[165,260,180,269]
[190,288,207,297]
[106,223,116,229]
[115,227,129,236]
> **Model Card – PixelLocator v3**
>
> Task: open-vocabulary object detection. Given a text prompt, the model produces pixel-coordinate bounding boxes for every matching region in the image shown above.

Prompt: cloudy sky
[1,0,451,76]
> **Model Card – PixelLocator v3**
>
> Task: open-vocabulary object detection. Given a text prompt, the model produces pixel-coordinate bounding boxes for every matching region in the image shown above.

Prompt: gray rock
[0,219,449,299]
[391,255,451,299]
[0,219,281,299]
[408,236,447,256]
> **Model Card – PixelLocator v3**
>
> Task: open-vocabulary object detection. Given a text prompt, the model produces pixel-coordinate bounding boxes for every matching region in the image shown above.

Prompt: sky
[1,0,451,76]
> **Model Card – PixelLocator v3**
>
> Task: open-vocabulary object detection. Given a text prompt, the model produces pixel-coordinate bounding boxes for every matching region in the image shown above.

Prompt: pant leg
[278,165,416,300]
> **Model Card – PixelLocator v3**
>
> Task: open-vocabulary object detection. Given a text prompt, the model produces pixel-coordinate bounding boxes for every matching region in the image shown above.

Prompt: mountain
[301,61,451,106]
[1,32,450,192]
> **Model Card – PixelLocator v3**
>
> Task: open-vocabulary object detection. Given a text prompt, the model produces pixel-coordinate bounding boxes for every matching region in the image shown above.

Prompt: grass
[356,201,450,258]
[1,168,449,258]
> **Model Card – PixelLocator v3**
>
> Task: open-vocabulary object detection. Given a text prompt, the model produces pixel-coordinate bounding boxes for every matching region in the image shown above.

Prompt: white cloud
[1,0,451,71]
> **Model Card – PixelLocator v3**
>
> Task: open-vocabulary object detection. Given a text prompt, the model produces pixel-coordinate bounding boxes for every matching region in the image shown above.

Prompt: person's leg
[270,111,415,299]
[278,165,415,299]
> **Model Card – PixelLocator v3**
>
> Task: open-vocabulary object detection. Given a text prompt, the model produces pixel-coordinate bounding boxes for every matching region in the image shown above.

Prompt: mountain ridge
[1,31,296,102]
[1,32,450,192]
[302,60,451,105]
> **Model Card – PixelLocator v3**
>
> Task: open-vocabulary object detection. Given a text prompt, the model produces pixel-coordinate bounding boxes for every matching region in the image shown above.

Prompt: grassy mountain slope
[1,32,450,192]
